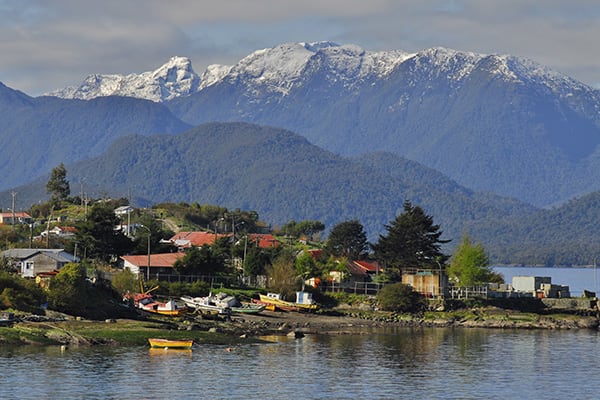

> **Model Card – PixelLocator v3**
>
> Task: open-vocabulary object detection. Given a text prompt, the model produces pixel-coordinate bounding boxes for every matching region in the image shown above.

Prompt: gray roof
[1,248,78,262]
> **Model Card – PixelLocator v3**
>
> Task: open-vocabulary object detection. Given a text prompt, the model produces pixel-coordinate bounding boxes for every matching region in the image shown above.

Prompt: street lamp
[139,225,151,282]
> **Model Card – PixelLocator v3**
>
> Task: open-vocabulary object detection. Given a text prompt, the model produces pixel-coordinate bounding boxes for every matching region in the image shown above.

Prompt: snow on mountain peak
[44,42,591,104]
[46,56,202,102]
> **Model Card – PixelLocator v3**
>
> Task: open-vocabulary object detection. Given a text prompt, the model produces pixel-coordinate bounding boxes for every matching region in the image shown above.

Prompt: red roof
[169,231,228,247]
[306,249,324,259]
[58,226,77,232]
[346,262,368,277]
[248,234,280,248]
[121,253,184,268]
[0,212,31,218]
[352,260,380,273]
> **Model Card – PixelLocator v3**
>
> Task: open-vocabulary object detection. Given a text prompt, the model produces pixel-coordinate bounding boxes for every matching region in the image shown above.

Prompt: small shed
[402,269,448,298]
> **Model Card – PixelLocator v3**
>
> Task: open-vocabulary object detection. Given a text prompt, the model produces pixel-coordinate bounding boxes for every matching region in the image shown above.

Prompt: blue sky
[2,0,599,95]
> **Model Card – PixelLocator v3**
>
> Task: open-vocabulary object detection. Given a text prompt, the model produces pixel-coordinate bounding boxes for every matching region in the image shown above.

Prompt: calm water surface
[1,328,599,399]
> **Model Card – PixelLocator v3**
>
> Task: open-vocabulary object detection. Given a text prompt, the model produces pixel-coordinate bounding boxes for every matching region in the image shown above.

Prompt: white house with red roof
[0,212,32,225]
[121,252,185,277]
[168,231,228,249]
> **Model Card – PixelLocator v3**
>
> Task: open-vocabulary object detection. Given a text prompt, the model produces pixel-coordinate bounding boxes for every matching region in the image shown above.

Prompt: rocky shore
[224,307,600,336]
[1,307,598,346]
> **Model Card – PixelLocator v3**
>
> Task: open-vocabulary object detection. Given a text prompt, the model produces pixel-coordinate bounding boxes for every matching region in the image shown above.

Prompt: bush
[376,283,424,312]
[111,269,139,295]
[46,263,88,315]
[0,272,46,313]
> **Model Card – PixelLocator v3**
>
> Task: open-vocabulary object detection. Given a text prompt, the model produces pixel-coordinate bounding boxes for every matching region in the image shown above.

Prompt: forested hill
[9,121,600,264]
[0,83,190,190]
[7,122,532,248]
[465,192,600,266]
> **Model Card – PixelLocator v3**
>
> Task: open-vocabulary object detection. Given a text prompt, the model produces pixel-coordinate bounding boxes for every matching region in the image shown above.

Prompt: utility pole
[10,191,16,231]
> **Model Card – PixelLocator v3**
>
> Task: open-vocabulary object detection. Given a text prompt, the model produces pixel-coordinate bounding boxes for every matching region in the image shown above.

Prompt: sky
[1,0,600,96]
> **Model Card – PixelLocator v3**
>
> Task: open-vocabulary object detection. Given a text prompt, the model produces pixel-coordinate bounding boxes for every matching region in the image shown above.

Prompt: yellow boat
[148,338,193,349]
[257,292,318,312]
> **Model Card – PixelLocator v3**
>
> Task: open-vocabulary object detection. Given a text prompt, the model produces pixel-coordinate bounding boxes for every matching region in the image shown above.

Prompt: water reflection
[2,328,600,399]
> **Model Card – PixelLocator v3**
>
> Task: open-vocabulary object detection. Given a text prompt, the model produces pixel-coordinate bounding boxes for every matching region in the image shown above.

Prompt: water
[1,328,599,399]
[493,266,599,296]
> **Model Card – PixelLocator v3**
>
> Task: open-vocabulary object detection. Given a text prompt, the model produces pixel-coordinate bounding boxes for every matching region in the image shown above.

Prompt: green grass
[0,318,260,346]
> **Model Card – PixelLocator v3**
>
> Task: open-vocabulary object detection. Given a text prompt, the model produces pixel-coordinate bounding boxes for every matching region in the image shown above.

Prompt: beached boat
[255,292,318,312]
[0,312,16,326]
[231,302,266,314]
[133,293,187,316]
[209,292,265,314]
[148,338,193,349]
[180,295,230,315]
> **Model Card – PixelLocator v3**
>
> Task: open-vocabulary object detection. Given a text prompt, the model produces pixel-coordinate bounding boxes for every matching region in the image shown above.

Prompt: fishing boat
[180,295,230,315]
[209,292,265,314]
[148,338,193,349]
[255,292,318,312]
[133,293,187,316]
[123,278,186,317]
[0,312,16,326]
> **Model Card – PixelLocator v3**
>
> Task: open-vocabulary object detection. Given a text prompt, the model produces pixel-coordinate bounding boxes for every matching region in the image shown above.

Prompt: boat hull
[231,303,266,314]
[148,338,193,349]
[256,294,318,312]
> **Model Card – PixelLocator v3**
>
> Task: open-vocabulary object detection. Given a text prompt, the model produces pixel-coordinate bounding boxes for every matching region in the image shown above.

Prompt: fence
[320,281,384,296]
[447,286,489,299]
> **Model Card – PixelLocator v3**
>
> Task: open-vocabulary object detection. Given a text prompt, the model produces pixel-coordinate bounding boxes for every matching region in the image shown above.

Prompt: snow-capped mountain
[41,41,600,207]
[46,56,211,102]
[47,41,595,105]
[163,42,600,207]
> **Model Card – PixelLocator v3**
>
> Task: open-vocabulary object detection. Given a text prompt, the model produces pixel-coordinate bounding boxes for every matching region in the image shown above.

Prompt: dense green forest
[5,122,600,265]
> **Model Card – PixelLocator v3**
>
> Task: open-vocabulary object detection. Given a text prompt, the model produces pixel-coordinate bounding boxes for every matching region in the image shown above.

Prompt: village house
[168,231,228,250]
[245,233,280,248]
[40,226,77,238]
[0,212,32,225]
[114,205,134,216]
[120,252,185,279]
[0,248,79,278]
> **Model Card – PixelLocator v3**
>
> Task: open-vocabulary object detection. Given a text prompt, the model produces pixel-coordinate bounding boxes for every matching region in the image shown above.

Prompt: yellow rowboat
[148,338,193,349]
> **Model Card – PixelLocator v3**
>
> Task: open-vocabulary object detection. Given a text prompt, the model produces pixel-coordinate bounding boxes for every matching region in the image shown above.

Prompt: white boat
[180,295,230,315]
[210,292,265,314]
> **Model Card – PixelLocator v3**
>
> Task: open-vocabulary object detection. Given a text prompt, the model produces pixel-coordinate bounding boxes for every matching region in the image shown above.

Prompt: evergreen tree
[74,203,135,262]
[46,163,70,205]
[325,219,369,260]
[372,201,449,281]
[173,245,227,275]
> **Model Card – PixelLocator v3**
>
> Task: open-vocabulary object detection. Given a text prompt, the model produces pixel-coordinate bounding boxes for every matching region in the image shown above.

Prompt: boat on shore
[148,338,193,349]
[0,312,17,326]
[254,292,318,312]
[231,302,266,314]
[131,293,187,317]
[180,295,231,315]
[209,292,266,314]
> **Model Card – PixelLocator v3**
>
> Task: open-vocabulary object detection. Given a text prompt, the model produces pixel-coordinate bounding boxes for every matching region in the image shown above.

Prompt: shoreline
[1,307,598,347]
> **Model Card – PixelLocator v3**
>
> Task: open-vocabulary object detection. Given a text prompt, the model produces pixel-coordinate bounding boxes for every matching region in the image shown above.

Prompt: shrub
[0,272,45,313]
[376,283,424,312]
